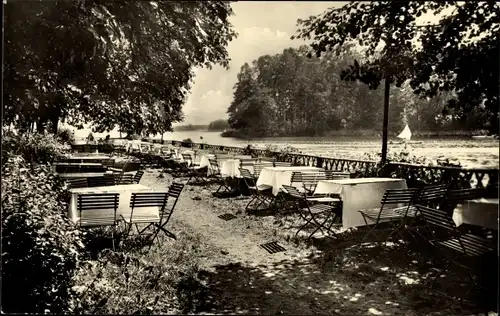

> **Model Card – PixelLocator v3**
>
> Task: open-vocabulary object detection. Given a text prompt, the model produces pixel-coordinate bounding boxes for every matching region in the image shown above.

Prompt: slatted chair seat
[437,234,494,257]
[80,216,117,226]
[248,184,273,191]
[308,203,334,214]
[306,196,341,204]
[360,207,405,220]
[122,214,161,224]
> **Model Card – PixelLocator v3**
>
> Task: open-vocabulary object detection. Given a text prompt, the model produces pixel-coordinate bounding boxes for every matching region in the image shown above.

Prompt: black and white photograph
[2,1,499,315]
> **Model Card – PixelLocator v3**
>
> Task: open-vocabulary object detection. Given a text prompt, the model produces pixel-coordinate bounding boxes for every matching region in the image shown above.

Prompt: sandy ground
[140,169,494,316]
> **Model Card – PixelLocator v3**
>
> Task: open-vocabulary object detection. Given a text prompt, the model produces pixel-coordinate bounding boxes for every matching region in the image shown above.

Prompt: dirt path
[141,170,488,316]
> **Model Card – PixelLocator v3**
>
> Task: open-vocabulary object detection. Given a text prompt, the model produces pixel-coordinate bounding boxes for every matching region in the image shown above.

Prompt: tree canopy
[292,1,499,134]
[226,45,465,137]
[4,0,236,135]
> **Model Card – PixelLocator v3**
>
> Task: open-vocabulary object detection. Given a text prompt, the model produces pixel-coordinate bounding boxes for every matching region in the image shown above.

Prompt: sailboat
[392,124,423,144]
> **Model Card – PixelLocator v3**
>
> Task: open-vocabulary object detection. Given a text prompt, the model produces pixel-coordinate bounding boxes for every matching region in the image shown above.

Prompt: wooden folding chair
[239,168,273,212]
[401,184,450,240]
[149,183,185,244]
[358,188,421,246]
[416,204,496,299]
[77,193,119,250]
[282,185,341,240]
[181,153,198,166]
[67,178,88,189]
[121,192,166,240]
[133,170,145,184]
[210,158,236,194]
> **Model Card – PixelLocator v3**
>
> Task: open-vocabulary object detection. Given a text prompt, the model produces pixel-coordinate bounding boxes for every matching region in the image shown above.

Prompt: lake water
[160,130,499,168]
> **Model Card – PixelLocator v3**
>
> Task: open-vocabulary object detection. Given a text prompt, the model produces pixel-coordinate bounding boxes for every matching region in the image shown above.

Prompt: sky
[178,1,339,125]
[67,1,446,138]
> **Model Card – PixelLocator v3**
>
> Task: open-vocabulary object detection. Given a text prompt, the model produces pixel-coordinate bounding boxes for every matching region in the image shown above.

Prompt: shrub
[182,138,193,144]
[2,132,67,166]
[1,155,85,313]
[57,127,75,144]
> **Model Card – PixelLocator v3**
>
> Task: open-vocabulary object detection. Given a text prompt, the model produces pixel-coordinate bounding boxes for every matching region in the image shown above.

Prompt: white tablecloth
[453,198,499,230]
[314,178,408,229]
[220,159,241,177]
[68,184,155,225]
[198,154,218,175]
[256,166,324,195]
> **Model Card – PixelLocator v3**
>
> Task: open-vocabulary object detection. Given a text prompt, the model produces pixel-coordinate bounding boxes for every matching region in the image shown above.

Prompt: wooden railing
[72,140,499,192]
[165,140,498,192]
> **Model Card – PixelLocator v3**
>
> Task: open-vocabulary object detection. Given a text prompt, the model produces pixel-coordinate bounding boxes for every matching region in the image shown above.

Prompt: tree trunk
[381,78,390,165]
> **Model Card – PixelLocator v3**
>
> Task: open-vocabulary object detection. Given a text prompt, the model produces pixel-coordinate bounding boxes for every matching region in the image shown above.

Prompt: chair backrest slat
[273,161,291,167]
[381,188,420,205]
[253,163,268,178]
[134,170,145,183]
[290,172,303,184]
[324,170,350,180]
[67,178,88,189]
[418,184,449,206]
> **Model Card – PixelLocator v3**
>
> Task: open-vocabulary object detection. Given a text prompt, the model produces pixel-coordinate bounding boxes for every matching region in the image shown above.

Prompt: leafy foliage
[1,154,85,313]
[4,0,237,135]
[293,1,500,134]
[2,132,68,166]
[227,46,458,137]
[57,127,76,145]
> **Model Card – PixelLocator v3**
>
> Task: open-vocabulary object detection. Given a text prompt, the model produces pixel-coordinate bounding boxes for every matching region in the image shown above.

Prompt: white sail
[397,124,412,141]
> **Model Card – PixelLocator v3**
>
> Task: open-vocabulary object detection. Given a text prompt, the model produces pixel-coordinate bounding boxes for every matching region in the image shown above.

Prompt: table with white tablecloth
[256,166,324,196]
[68,184,156,225]
[313,177,408,229]
[453,198,499,230]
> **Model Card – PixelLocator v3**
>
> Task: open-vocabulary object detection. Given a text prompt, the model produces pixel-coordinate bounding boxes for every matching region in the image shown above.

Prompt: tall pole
[381,77,390,165]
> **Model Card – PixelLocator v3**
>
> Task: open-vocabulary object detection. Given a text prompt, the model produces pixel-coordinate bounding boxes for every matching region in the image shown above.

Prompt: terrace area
[26,139,498,315]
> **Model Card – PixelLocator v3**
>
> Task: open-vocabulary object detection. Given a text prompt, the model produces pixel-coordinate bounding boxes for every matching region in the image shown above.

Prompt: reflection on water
[160,131,499,168]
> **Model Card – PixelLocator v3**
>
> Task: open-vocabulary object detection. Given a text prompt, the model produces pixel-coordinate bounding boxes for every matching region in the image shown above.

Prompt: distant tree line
[207,119,230,131]
[228,2,498,138]
[227,45,463,137]
[174,124,208,131]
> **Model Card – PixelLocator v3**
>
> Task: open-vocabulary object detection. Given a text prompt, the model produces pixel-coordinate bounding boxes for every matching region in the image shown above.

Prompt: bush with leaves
[2,132,68,166]
[1,155,85,313]
[57,127,75,145]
